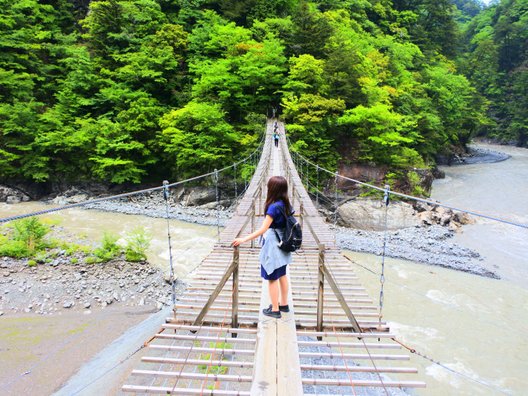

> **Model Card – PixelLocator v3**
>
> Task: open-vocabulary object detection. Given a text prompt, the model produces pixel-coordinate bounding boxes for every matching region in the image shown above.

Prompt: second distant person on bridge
[232,176,292,318]
[273,131,279,148]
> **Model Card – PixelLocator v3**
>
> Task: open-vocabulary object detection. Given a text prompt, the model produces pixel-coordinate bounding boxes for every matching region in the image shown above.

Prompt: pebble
[84,302,91,309]
[63,301,74,308]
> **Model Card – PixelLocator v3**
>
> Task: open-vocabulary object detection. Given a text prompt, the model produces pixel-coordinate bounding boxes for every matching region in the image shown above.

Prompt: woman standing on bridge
[232,176,292,318]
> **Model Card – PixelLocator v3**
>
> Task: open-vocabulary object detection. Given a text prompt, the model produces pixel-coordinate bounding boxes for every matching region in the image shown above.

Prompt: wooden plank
[296,330,394,338]
[161,324,257,334]
[300,364,418,373]
[297,340,400,349]
[249,281,278,396]
[301,378,427,388]
[122,385,251,395]
[131,370,252,382]
[153,334,256,344]
[232,247,239,330]
[299,352,410,360]
[149,345,254,355]
[142,357,254,368]
[276,300,304,395]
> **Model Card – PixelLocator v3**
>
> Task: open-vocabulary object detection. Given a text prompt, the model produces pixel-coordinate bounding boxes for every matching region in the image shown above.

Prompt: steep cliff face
[336,163,435,197]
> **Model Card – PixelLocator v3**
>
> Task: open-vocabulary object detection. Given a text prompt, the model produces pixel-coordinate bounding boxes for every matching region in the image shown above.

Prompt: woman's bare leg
[268,280,279,311]
[278,275,289,306]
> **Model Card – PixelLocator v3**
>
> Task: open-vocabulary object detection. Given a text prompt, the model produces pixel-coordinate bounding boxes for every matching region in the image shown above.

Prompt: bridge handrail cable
[286,136,528,230]
[0,134,266,224]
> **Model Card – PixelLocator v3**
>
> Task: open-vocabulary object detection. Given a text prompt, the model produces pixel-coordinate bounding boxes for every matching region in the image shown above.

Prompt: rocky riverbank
[0,256,179,317]
[83,192,233,227]
[335,224,498,278]
[86,195,497,278]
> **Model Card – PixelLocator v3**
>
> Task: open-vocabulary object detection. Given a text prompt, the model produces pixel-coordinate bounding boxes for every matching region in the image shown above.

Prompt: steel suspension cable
[0,138,265,224]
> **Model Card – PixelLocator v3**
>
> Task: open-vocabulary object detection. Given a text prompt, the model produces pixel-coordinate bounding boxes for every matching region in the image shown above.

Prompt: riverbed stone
[337,199,421,230]
[0,185,31,203]
[181,187,216,206]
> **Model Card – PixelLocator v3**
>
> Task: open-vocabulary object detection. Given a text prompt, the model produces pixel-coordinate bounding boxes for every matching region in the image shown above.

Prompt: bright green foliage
[189,12,287,118]
[338,104,423,168]
[12,217,50,252]
[93,232,121,263]
[124,227,151,262]
[0,0,497,194]
[160,101,240,178]
[0,217,50,258]
[81,0,167,64]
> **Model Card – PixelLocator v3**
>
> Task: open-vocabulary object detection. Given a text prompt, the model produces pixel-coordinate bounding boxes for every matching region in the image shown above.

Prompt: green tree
[159,101,241,178]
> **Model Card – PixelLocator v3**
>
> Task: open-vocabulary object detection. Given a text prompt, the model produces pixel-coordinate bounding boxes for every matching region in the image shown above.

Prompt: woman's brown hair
[264,176,292,215]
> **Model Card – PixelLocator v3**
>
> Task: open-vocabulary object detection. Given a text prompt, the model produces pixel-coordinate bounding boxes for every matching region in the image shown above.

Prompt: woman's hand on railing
[232,238,245,247]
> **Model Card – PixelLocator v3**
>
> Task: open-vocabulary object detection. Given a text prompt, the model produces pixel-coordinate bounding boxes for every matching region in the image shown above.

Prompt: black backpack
[273,205,302,252]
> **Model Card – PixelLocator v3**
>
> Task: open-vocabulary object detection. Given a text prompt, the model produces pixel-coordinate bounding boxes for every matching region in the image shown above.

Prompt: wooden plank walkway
[121,120,426,395]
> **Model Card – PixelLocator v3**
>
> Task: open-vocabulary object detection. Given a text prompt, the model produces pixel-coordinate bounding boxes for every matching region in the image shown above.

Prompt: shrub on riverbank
[0,218,52,258]
[0,219,152,266]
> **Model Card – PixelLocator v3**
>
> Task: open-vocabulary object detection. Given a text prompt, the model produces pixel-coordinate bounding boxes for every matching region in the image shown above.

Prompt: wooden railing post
[300,203,304,229]
[251,200,255,248]
[259,186,262,217]
[317,243,325,340]
[232,246,239,336]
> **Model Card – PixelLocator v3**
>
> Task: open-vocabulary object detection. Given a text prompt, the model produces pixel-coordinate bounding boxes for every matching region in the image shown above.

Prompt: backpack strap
[273,228,283,247]
[272,204,290,247]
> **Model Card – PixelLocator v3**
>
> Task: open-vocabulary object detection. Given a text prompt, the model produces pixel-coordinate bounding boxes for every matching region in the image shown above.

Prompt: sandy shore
[0,306,162,395]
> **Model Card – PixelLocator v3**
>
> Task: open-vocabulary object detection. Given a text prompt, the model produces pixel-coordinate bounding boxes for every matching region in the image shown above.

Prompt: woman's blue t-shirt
[266,201,288,229]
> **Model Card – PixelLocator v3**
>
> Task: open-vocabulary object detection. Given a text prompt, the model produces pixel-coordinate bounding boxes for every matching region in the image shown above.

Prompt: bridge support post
[251,200,255,249]
[321,263,362,334]
[232,247,239,336]
[317,243,325,340]
[191,255,238,329]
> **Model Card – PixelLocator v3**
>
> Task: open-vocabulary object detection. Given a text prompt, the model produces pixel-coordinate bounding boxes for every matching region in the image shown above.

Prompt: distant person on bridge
[232,176,292,319]
[273,131,279,147]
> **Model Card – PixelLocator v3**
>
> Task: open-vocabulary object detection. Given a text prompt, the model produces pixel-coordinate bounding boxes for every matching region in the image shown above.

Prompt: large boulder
[0,185,31,204]
[337,199,421,231]
[181,187,216,206]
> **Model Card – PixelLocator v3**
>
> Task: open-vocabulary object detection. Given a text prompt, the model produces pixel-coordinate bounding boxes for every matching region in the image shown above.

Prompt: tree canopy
[1,0,518,194]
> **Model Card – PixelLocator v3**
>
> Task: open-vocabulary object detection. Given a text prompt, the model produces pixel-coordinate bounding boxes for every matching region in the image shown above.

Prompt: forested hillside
[0,0,497,194]
[455,0,527,147]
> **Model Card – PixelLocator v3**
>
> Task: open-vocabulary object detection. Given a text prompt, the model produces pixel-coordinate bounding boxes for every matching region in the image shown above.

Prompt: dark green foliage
[458,0,528,146]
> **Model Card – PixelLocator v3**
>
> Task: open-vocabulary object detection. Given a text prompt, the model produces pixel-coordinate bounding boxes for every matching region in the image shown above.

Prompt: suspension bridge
[120,120,427,395]
[1,118,525,395]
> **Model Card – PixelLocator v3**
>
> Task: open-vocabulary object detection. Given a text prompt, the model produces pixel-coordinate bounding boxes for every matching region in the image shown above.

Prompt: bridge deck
[121,120,425,395]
